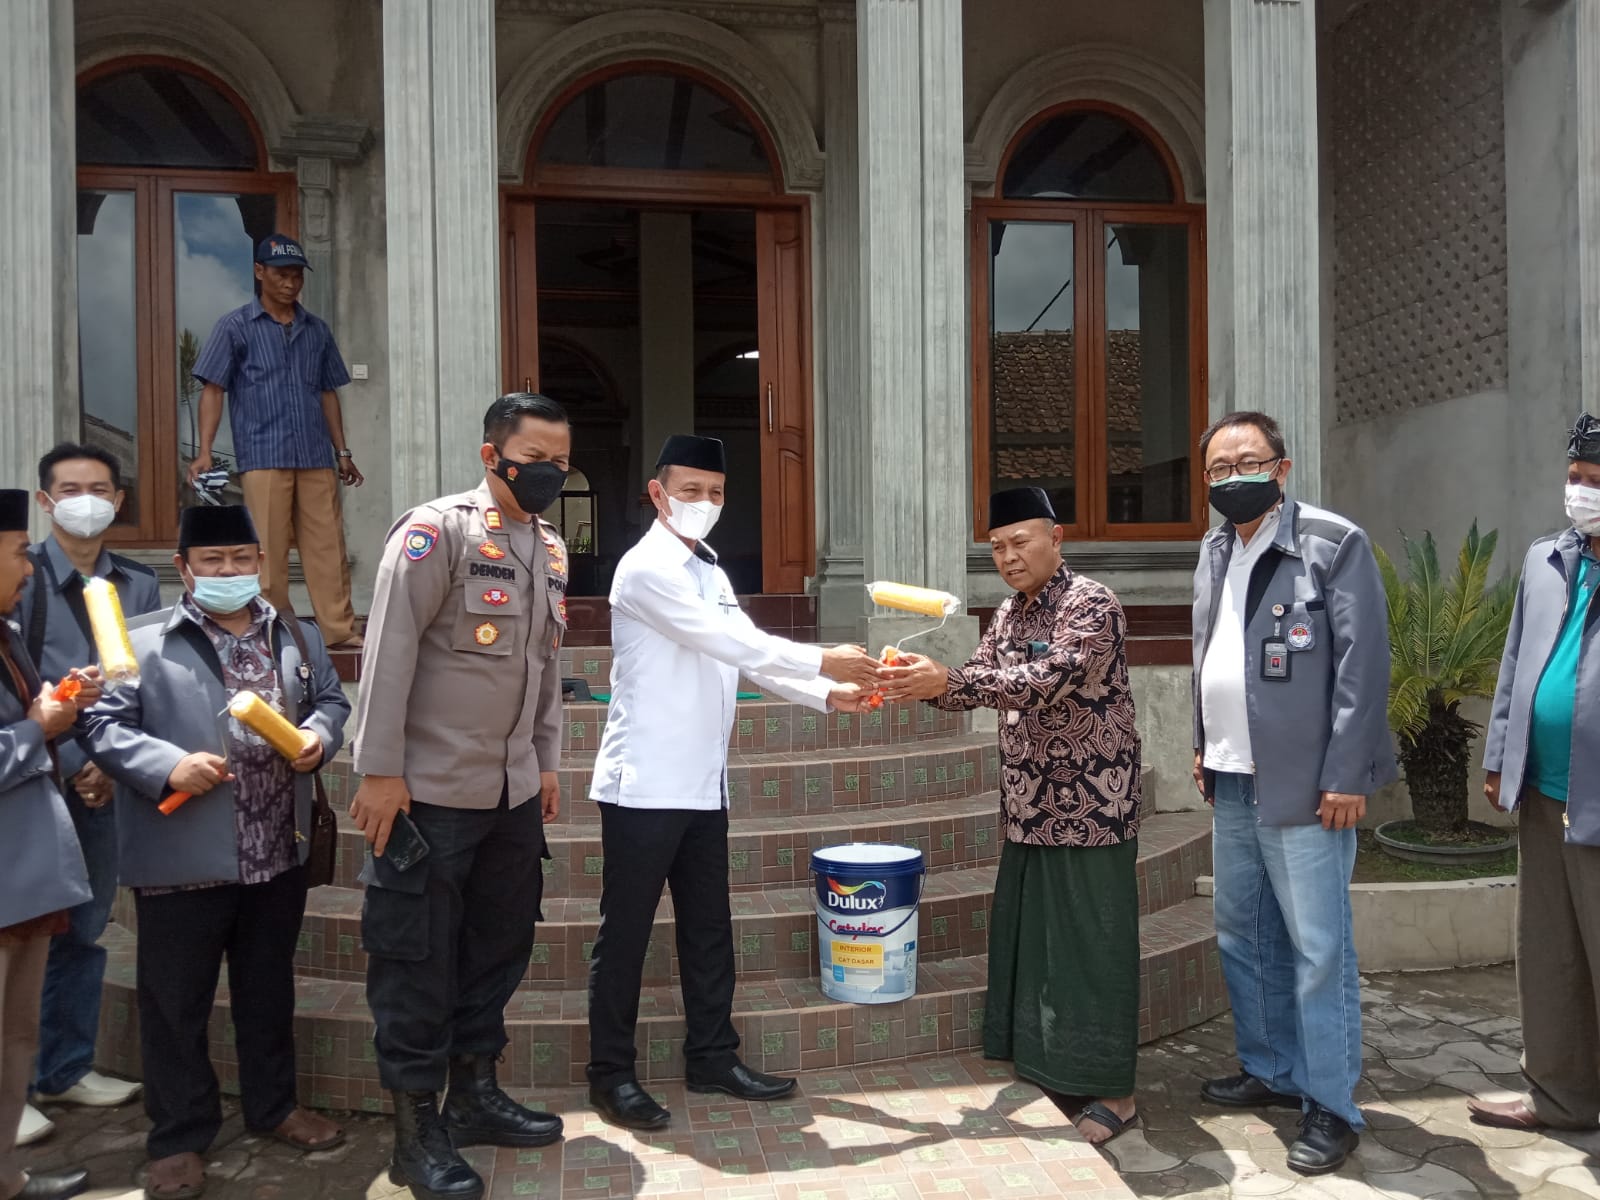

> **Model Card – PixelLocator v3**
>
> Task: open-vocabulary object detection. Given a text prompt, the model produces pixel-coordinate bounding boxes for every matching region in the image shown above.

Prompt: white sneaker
[37,1070,143,1107]
[17,1104,54,1146]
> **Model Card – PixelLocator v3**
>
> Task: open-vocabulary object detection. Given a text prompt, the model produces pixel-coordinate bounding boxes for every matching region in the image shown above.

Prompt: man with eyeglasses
[1189,412,1396,1175]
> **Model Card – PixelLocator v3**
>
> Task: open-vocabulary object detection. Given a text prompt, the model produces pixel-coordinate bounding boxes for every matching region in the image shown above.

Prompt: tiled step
[300,813,1209,987]
[94,895,1225,1108]
[561,698,965,754]
[317,732,1001,825]
[321,792,1008,894]
[293,864,999,987]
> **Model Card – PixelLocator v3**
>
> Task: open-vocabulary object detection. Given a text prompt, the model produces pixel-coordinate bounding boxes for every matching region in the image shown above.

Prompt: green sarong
[983,837,1140,1096]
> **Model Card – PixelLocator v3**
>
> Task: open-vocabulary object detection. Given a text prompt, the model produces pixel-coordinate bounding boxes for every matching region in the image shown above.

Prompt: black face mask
[494,457,567,515]
[1208,476,1282,526]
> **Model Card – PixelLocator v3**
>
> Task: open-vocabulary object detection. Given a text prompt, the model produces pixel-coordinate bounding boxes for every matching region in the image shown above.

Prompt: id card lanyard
[1262,603,1290,681]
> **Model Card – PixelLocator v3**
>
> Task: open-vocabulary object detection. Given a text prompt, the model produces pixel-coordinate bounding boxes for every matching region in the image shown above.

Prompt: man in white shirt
[586,434,881,1131]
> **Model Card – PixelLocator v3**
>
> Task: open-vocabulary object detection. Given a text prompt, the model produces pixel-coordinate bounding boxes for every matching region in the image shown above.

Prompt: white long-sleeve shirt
[590,520,834,810]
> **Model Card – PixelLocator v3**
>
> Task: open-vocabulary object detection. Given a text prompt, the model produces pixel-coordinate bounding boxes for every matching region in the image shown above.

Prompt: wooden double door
[501,195,814,595]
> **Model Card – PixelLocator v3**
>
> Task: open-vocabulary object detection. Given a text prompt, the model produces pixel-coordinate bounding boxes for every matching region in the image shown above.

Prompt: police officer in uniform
[352,394,571,1200]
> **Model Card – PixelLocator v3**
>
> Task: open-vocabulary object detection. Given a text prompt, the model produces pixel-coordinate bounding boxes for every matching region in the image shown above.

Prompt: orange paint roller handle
[158,791,194,816]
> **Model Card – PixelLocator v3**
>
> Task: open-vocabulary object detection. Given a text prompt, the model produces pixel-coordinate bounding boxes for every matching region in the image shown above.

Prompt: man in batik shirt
[881,486,1142,1146]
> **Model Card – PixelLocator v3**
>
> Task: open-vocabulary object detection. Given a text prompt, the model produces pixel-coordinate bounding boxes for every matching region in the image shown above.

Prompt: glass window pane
[1003,112,1173,203]
[175,193,277,513]
[1103,223,1192,525]
[989,221,1076,525]
[77,189,141,528]
[538,74,771,174]
[78,68,259,170]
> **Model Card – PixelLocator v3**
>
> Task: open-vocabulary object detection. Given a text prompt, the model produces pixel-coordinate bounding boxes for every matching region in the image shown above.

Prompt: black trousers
[586,806,739,1088]
[135,865,308,1160]
[363,792,545,1091]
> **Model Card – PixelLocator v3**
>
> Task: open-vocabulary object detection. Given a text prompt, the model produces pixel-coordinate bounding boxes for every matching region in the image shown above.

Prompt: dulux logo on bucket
[824,878,887,911]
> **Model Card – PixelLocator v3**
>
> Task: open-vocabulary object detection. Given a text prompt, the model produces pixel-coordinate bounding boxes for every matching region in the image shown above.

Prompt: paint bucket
[810,843,925,1004]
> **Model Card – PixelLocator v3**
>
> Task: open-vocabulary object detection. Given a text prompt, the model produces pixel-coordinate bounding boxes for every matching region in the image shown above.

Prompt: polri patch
[1287,622,1315,651]
[485,508,503,531]
[478,540,506,560]
[403,523,439,561]
[482,588,510,607]
[474,621,500,646]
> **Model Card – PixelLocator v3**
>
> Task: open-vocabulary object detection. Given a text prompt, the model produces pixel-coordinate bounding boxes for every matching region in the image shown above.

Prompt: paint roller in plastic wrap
[863,582,964,709]
[83,577,139,684]
[160,691,316,815]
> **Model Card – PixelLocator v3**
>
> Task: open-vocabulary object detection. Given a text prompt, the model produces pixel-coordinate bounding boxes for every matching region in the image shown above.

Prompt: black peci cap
[178,504,259,552]
[988,486,1056,532]
[0,490,29,533]
[655,434,727,474]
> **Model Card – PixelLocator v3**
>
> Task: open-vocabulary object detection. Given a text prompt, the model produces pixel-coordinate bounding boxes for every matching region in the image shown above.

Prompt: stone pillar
[1500,0,1600,551]
[0,0,76,513]
[1204,0,1323,503]
[382,0,501,508]
[274,117,373,335]
[857,0,977,662]
[638,212,696,482]
[816,8,866,639]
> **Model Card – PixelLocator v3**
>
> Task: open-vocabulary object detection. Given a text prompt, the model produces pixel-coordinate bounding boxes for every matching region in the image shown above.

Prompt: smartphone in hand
[383,809,431,872]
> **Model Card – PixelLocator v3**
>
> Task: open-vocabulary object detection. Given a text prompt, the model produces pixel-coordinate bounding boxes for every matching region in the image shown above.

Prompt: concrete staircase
[95,645,1223,1113]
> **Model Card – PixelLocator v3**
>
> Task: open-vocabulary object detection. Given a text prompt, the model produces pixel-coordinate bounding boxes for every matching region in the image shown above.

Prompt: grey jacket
[1483,529,1600,845]
[83,602,349,888]
[0,624,92,927]
[16,535,162,781]
[1192,500,1398,825]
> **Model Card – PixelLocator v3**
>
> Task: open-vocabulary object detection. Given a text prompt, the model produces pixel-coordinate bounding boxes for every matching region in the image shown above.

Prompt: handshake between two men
[815,643,953,713]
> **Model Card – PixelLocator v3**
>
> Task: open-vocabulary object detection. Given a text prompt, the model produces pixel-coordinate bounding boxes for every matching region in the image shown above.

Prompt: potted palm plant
[1373,523,1519,863]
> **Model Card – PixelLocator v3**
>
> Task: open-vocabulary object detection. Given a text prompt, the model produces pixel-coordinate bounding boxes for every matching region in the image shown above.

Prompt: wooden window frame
[76,57,297,548]
[971,101,1208,543]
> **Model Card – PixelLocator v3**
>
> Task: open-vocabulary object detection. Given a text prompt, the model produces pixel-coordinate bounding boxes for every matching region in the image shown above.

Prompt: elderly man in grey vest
[1190,412,1396,1175]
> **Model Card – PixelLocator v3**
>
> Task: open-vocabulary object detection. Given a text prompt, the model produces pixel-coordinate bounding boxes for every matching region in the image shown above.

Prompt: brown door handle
[766,382,774,433]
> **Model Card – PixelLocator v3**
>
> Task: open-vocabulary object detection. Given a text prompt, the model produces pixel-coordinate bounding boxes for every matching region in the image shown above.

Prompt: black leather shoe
[17,1169,90,1200]
[590,1081,672,1130]
[1287,1105,1359,1175]
[443,1054,563,1148]
[685,1061,798,1102]
[1200,1070,1301,1110]
[389,1090,484,1200]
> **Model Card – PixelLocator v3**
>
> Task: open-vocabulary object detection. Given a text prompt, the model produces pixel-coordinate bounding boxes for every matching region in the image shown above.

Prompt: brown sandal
[270,1106,347,1152]
[145,1151,206,1200]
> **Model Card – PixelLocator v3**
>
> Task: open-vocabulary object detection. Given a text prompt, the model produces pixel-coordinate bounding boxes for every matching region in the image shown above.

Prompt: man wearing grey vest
[1190,412,1396,1175]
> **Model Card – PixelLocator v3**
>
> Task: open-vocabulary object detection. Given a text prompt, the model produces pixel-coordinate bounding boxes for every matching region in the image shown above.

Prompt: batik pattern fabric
[934,564,1142,846]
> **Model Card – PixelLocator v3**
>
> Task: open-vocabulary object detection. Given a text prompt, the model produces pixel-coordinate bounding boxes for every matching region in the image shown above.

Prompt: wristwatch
[337,450,354,458]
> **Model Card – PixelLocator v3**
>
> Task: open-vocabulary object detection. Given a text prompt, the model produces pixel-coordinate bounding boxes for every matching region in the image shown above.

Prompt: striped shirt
[192,299,351,472]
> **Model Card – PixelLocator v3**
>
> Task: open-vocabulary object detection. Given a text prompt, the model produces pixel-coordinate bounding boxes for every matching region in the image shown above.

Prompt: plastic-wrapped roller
[866,581,961,618]
[82,577,139,683]
[229,691,314,761]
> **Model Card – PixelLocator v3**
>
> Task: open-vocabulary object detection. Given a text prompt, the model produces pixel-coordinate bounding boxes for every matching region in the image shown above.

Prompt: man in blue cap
[189,233,364,650]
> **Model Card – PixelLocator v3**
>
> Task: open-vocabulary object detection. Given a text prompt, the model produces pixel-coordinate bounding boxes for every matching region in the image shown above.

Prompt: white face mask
[665,495,723,541]
[1567,482,1600,535]
[50,494,116,540]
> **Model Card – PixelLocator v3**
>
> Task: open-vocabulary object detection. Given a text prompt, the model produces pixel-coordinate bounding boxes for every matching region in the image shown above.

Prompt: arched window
[545,467,597,555]
[76,58,296,543]
[972,103,1205,541]
[524,65,781,194]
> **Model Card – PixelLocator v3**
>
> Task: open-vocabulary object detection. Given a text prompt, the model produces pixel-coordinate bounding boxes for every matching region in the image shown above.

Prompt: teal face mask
[191,573,262,615]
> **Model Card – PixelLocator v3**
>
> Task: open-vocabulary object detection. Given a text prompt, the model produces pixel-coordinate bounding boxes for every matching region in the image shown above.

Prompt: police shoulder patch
[474,621,500,646]
[403,523,440,561]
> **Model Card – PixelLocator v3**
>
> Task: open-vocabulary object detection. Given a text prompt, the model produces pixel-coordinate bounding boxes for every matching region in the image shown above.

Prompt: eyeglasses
[1204,457,1282,484]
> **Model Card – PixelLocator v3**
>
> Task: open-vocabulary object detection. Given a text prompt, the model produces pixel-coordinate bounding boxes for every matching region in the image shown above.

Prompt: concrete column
[382,0,500,508]
[639,211,696,479]
[816,9,865,638]
[858,0,977,661]
[1204,0,1322,503]
[1500,0,1600,552]
[296,157,336,324]
[0,0,76,512]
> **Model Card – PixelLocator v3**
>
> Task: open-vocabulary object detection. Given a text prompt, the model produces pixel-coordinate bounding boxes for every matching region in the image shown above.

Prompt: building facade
[1,0,1587,647]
